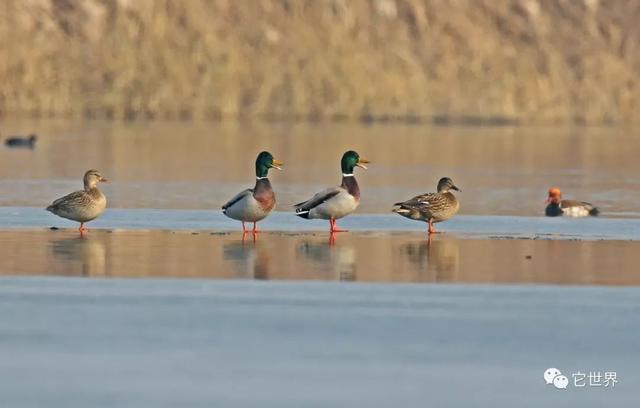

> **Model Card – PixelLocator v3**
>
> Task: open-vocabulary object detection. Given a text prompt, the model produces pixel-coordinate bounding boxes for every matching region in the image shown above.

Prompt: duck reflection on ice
[297,239,356,281]
[50,235,107,277]
[400,237,459,282]
[223,239,270,280]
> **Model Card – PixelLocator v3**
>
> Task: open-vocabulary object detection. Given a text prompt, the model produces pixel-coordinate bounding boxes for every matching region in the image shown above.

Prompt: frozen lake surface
[2,208,640,285]
[1,207,640,241]
[0,277,637,408]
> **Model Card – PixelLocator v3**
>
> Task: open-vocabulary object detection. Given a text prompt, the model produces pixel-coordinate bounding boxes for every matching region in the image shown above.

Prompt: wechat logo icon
[544,368,568,389]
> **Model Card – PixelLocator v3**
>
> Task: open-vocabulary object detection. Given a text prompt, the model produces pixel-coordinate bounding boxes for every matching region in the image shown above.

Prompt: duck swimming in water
[4,134,37,148]
[545,187,599,217]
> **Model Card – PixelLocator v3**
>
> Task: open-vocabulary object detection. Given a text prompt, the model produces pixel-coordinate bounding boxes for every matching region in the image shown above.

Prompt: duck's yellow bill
[272,159,284,170]
[356,158,370,169]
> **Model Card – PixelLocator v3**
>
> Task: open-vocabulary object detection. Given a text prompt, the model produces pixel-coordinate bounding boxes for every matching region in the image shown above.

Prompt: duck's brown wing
[413,193,450,213]
[393,193,432,207]
[46,190,91,212]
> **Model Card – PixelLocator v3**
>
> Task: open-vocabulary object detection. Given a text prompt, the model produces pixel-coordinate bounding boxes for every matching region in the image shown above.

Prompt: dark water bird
[46,170,108,235]
[392,177,461,234]
[222,151,283,233]
[4,133,37,148]
[545,187,599,217]
[294,150,370,233]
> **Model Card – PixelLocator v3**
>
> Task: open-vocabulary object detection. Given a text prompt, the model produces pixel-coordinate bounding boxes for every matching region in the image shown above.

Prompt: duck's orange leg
[241,230,256,244]
[428,219,437,235]
[329,218,348,233]
[252,222,260,233]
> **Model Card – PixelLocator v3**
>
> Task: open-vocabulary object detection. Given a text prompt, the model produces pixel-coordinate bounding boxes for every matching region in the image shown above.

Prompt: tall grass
[1,0,638,124]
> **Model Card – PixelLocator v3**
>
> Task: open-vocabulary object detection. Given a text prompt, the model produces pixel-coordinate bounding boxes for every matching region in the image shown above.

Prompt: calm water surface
[1,120,639,216]
[1,229,639,285]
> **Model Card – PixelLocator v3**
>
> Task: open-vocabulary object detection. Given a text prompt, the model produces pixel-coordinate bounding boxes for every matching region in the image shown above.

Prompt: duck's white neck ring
[342,173,354,177]
[256,176,269,180]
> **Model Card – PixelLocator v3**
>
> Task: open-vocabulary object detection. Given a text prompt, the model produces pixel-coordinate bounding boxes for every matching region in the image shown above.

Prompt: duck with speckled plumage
[392,177,461,235]
[46,170,108,235]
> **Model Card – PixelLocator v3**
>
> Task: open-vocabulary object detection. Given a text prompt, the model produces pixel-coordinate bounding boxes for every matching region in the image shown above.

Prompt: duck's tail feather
[589,207,600,216]
[295,208,310,219]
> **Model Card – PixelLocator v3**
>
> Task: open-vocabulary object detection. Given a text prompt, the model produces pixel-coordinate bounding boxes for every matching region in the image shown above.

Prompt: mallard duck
[295,150,370,233]
[222,151,283,232]
[392,177,461,234]
[545,187,599,217]
[4,134,37,148]
[46,170,108,233]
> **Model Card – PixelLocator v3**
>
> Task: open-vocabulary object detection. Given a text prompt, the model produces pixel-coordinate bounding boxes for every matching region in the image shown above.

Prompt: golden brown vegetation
[0,0,638,123]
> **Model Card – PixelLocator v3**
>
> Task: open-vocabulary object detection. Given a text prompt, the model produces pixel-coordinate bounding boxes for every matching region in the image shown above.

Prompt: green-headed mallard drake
[392,177,461,234]
[222,151,283,233]
[545,187,599,217]
[295,150,370,233]
[46,169,108,234]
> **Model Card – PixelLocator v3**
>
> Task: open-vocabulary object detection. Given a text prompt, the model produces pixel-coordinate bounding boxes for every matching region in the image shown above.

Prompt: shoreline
[1,208,639,241]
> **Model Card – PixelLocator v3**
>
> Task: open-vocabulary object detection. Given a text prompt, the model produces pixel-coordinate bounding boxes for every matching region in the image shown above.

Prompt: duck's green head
[255,151,283,178]
[437,177,461,193]
[341,150,370,174]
